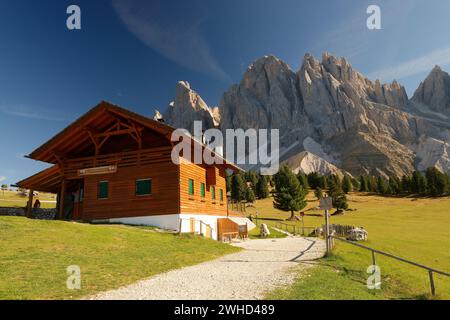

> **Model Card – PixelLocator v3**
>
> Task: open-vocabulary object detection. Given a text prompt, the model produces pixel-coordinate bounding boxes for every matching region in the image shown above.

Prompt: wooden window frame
[219,188,224,202]
[200,183,206,198]
[188,179,195,196]
[135,178,152,197]
[211,186,216,201]
[98,181,109,200]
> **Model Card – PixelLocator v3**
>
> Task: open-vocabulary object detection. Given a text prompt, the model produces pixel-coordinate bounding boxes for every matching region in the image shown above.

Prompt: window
[136,179,152,196]
[188,179,195,196]
[98,181,109,199]
[200,183,206,198]
[211,186,216,200]
[220,189,224,202]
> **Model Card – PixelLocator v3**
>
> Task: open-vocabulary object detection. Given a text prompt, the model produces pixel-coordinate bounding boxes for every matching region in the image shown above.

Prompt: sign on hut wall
[78,165,117,176]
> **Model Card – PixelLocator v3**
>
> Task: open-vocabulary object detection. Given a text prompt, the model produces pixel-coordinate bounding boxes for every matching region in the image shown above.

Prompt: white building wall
[106,213,225,240]
[179,213,223,240]
[104,214,254,242]
[108,214,181,231]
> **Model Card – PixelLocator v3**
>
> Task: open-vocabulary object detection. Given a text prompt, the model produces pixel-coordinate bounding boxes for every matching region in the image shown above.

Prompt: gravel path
[89,237,326,300]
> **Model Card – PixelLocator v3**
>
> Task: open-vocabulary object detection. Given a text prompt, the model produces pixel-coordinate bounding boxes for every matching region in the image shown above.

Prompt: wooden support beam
[85,128,100,156]
[59,179,66,220]
[26,189,34,218]
[94,128,140,138]
[51,152,66,168]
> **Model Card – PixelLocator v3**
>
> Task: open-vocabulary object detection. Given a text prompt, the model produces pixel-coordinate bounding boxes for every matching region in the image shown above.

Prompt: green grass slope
[0,217,240,300]
[249,193,450,299]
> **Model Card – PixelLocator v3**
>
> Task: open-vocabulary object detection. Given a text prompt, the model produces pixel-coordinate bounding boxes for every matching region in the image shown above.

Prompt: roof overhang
[28,101,175,164]
[18,101,242,188]
[16,165,61,193]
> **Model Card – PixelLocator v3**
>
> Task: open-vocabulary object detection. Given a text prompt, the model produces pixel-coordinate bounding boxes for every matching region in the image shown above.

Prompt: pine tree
[245,187,256,203]
[231,173,246,202]
[307,172,321,189]
[411,171,427,194]
[256,175,270,199]
[388,176,400,195]
[385,184,393,195]
[418,173,428,195]
[359,175,369,192]
[226,174,232,192]
[400,175,412,194]
[297,172,309,190]
[426,167,448,196]
[247,171,259,193]
[319,176,328,189]
[370,176,378,193]
[328,178,348,210]
[314,187,323,200]
[376,176,387,194]
[351,178,360,191]
[342,176,353,194]
[367,176,373,192]
[273,166,307,220]
[268,175,275,188]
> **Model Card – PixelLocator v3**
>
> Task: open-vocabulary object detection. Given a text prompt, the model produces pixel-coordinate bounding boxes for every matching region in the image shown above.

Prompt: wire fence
[329,235,450,297]
[274,221,317,236]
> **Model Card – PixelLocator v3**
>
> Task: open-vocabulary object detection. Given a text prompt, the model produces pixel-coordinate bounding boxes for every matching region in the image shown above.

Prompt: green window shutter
[98,181,109,199]
[211,186,216,200]
[200,183,205,198]
[220,189,223,201]
[188,179,195,195]
[136,179,152,196]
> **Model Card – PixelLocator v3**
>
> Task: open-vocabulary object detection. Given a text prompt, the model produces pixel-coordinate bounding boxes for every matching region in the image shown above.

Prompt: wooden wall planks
[179,158,228,216]
[82,161,179,220]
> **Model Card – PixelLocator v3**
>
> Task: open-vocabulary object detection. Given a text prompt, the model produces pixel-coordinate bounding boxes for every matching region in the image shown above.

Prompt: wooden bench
[221,231,239,242]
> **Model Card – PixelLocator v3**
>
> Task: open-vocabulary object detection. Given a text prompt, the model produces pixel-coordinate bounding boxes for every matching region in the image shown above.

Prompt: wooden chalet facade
[17,101,252,240]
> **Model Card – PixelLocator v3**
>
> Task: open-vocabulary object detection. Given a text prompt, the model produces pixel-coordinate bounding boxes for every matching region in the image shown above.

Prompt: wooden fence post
[429,271,436,296]
[325,209,330,255]
[26,189,34,218]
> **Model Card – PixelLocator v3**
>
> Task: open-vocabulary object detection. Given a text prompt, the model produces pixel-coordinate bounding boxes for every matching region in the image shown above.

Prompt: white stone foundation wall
[105,214,255,241]
[106,214,225,240]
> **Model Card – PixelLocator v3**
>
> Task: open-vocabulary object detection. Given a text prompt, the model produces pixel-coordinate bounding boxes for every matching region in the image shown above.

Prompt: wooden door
[72,182,84,220]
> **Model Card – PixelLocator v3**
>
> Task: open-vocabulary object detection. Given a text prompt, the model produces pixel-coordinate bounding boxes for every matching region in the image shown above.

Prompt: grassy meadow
[0,217,240,300]
[0,190,56,209]
[247,192,450,299]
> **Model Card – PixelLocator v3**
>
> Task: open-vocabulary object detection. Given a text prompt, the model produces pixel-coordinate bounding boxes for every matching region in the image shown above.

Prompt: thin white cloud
[112,0,231,82]
[311,1,419,63]
[369,47,450,81]
[0,176,6,183]
[0,105,67,121]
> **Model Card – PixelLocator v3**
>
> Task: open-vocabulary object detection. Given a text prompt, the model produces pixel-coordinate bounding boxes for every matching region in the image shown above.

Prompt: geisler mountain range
[161,53,450,178]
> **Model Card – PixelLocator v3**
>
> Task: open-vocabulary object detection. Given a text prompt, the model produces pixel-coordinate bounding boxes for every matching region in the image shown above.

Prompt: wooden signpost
[320,196,333,255]
[300,212,305,235]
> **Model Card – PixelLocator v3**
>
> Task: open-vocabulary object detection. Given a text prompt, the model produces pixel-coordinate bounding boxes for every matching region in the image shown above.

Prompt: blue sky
[1,0,450,187]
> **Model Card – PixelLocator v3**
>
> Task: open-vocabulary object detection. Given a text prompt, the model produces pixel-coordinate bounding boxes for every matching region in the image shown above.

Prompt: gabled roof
[16,165,61,193]
[26,100,241,171]
[28,101,174,163]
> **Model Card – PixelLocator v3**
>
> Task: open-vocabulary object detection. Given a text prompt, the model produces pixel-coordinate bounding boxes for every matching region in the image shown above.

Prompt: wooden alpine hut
[17,101,253,240]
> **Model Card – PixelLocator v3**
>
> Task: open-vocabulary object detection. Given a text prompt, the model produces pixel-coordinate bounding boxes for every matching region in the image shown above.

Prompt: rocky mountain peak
[242,55,297,91]
[432,65,443,73]
[219,54,304,135]
[162,53,450,176]
[163,81,220,132]
[411,65,450,115]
